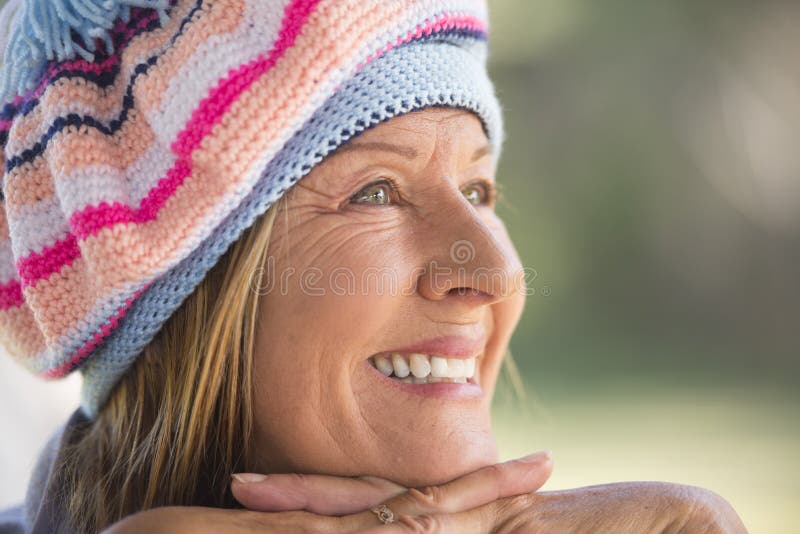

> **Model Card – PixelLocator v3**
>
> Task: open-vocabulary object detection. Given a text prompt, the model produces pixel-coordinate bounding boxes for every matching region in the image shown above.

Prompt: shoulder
[0,504,25,534]
[23,408,90,534]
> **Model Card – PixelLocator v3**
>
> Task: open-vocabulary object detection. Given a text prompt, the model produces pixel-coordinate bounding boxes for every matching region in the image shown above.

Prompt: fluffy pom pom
[0,0,169,107]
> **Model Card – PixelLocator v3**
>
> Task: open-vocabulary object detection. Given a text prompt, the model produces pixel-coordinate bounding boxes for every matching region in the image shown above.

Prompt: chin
[375,429,500,487]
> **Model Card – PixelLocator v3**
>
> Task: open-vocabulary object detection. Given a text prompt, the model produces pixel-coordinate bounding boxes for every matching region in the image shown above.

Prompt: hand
[101,450,553,533]
[234,462,746,533]
[371,481,748,533]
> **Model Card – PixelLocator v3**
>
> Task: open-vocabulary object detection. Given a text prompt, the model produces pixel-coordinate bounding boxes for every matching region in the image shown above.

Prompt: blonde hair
[54,199,283,533]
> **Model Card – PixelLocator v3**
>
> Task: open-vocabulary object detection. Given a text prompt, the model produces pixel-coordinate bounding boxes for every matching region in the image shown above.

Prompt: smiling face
[251,108,525,486]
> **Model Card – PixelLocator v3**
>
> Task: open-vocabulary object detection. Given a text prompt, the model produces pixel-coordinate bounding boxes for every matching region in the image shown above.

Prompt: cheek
[249,216,419,471]
[477,222,527,399]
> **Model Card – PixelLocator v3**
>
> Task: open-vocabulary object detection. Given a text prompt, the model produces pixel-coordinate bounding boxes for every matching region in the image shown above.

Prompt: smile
[368,353,477,384]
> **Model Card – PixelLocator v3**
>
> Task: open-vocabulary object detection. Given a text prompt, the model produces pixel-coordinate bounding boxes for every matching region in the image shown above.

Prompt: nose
[416,197,524,306]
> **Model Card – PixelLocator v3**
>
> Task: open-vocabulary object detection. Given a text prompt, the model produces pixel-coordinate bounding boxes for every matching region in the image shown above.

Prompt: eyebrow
[335,141,492,162]
[336,141,419,159]
[470,143,492,162]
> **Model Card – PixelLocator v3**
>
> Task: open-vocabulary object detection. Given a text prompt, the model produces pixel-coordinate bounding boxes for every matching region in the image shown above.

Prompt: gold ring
[370,504,395,525]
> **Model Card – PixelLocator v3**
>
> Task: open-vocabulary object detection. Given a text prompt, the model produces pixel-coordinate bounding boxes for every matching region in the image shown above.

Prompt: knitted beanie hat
[0,0,504,418]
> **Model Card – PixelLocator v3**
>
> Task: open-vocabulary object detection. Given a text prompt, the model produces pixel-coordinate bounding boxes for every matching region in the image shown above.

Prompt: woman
[0,0,745,532]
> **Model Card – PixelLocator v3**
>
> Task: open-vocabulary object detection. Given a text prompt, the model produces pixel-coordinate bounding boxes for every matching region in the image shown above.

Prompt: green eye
[461,181,491,206]
[350,180,394,205]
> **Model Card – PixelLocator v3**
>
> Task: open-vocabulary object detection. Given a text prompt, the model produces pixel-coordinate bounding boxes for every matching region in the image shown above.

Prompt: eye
[460,181,493,206]
[349,179,397,205]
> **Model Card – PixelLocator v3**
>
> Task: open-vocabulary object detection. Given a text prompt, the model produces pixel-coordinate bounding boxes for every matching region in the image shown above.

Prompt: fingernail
[517,450,552,463]
[232,473,268,483]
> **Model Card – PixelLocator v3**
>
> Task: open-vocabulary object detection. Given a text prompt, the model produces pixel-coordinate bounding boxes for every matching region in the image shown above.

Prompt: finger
[342,450,552,530]
[231,473,406,515]
[402,449,553,513]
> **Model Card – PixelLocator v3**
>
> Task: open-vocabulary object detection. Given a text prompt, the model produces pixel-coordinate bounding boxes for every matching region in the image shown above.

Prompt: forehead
[361,108,487,141]
[334,108,491,164]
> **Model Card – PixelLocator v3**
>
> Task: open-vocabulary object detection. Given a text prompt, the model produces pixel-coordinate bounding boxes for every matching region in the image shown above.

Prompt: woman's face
[252,108,525,486]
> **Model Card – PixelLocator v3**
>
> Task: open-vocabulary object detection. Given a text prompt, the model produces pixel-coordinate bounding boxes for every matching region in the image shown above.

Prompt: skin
[105,109,747,533]
[250,107,524,486]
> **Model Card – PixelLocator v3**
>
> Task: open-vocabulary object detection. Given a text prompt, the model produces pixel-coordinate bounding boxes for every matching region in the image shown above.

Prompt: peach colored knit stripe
[0,206,9,239]
[0,304,46,361]
[134,0,248,114]
[2,160,56,215]
[21,256,98,347]
[48,109,156,180]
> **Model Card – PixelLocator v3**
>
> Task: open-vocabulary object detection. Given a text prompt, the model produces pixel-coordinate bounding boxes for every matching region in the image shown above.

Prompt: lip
[373,334,486,360]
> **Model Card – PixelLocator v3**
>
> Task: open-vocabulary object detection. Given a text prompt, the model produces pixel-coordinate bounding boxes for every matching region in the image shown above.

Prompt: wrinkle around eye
[285,216,407,270]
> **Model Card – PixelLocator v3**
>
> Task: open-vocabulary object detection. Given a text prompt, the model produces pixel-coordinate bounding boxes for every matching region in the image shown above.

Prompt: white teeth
[464,357,475,378]
[409,353,431,378]
[370,353,479,382]
[446,358,465,378]
[391,353,410,378]
[430,356,448,378]
[374,354,393,376]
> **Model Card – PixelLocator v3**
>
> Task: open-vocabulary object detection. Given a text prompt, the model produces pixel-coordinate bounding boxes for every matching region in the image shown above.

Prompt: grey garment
[0,506,24,534]
[0,409,87,534]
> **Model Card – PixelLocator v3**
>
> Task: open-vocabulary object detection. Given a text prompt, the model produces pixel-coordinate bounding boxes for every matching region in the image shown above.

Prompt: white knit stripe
[54,142,176,219]
[147,0,292,144]
[125,142,177,207]
[0,240,18,285]
[55,165,131,216]
[8,197,71,260]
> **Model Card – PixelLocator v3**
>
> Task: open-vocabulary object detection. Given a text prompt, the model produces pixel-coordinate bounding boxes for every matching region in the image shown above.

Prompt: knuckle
[407,485,447,509]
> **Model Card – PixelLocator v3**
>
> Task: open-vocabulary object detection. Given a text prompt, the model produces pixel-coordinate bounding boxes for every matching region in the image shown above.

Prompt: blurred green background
[0,0,796,532]
[486,1,799,532]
